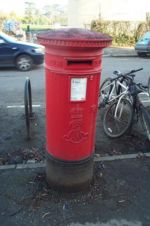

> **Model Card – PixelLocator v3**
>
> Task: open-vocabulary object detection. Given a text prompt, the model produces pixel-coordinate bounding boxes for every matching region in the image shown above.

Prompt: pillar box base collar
[46,154,94,192]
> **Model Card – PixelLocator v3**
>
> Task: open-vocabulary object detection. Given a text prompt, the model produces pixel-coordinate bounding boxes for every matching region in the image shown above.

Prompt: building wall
[68,0,100,28]
[68,0,149,28]
[68,0,81,27]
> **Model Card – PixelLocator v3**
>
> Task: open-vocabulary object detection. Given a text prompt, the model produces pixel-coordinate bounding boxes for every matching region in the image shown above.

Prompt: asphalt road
[0,65,45,106]
[0,56,150,106]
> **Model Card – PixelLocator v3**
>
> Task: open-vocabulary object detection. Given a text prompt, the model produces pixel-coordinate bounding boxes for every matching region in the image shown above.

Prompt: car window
[0,32,16,42]
[0,38,6,44]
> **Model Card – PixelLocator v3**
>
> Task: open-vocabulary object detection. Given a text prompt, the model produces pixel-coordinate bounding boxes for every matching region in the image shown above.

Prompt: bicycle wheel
[141,108,150,141]
[98,78,112,107]
[103,98,133,138]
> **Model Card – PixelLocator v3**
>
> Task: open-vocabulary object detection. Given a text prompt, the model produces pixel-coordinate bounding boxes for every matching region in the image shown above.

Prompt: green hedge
[91,19,150,46]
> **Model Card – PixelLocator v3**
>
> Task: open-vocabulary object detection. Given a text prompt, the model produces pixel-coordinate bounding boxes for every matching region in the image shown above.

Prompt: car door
[0,37,18,66]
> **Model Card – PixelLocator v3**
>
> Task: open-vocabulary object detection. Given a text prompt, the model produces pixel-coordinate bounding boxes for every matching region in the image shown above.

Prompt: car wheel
[16,54,33,71]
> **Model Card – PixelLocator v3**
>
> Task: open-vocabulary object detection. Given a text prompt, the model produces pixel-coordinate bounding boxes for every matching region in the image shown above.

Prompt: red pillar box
[37,29,112,191]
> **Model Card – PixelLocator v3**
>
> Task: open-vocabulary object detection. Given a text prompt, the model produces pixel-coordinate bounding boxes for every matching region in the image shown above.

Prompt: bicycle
[102,74,150,139]
[98,68,144,108]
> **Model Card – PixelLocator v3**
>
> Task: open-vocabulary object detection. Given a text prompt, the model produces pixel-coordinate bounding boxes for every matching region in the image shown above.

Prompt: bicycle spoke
[113,118,121,133]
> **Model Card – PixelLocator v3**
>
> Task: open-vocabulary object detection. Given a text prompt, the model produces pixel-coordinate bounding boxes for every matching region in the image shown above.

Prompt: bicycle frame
[101,79,128,104]
[114,93,127,118]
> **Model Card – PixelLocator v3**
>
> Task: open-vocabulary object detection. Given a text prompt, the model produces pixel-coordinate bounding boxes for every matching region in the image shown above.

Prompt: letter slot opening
[67,59,93,66]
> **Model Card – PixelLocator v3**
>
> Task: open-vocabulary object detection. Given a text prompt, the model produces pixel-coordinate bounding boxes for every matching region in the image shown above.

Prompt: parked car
[135,31,150,57]
[0,32,44,71]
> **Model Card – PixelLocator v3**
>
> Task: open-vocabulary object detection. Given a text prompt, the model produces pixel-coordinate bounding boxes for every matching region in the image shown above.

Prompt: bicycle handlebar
[124,67,143,76]
[111,68,143,82]
[114,68,143,81]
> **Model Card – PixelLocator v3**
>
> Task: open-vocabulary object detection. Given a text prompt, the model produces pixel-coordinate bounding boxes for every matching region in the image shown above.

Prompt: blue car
[0,32,44,71]
[135,31,150,57]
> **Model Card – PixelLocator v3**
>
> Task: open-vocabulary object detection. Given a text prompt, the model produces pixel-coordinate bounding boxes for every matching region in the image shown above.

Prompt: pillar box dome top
[37,28,112,48]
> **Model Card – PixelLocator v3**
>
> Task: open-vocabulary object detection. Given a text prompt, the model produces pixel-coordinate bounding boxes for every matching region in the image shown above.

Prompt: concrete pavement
[103,47,137,57]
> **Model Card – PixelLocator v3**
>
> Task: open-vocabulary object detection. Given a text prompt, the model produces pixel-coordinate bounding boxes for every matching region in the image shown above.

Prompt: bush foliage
[91,18,150,46]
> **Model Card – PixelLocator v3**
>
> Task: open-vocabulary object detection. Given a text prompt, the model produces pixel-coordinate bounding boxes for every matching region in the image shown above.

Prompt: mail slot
[67,59,93,68]
[37,28,112,191]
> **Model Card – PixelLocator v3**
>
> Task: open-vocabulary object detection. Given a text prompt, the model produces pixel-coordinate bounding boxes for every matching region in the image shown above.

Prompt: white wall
[68,0,100,28]
[68,0,149,28]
